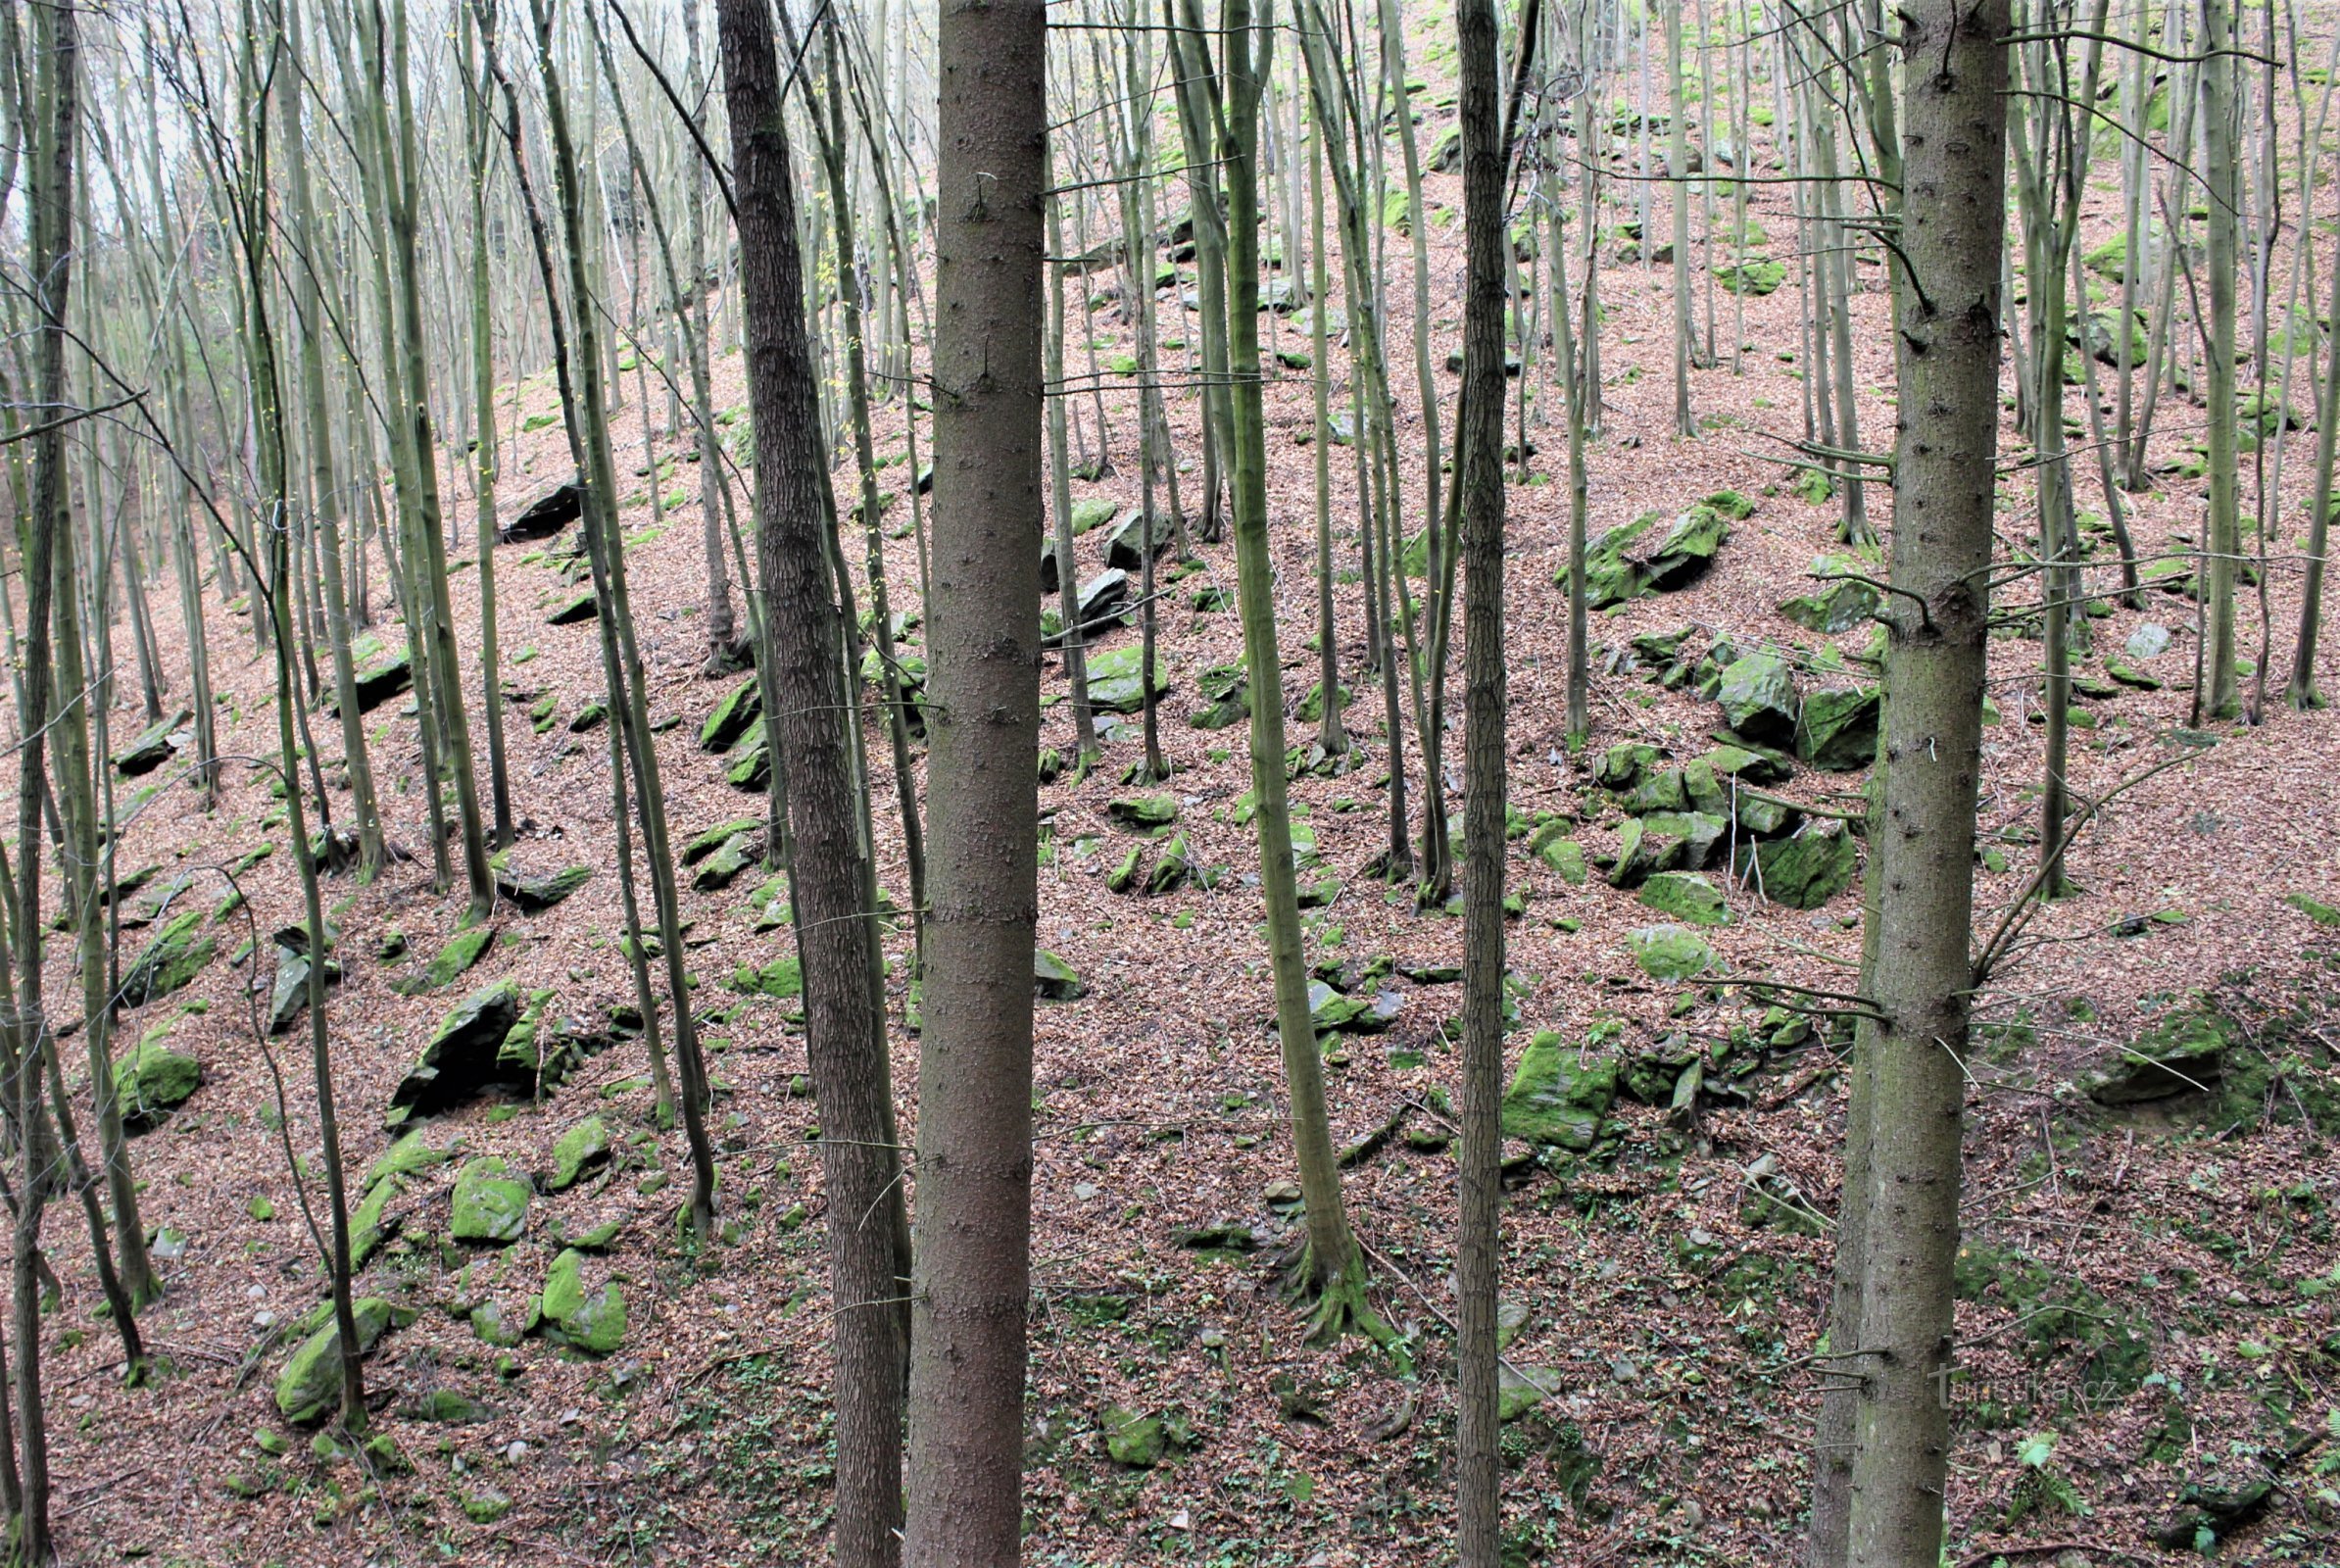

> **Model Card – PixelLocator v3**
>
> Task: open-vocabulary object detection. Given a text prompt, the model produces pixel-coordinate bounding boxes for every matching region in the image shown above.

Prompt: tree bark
[1841,6,2006,1563]
[1452,0,1509,1550]
[712,0,908,1559]
[902,0,1047,1556]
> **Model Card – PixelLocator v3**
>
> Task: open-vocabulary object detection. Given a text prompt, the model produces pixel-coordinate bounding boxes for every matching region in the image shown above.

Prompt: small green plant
[2004,1432,2087,1524]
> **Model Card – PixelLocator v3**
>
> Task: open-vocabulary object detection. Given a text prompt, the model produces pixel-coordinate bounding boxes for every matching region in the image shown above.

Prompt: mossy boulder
[1107,792,1179,829]
[1086,643,1171,713]
[495,862,592,912]
[274,1297,406,1425]
[349,1172,403,1267]
[1629,925,1718,981]
[1716,652,1797,746]
[450,1157,533,1245]
[726,741,772,791]
[548,1116,612,1191]
[2080,1004,2232,1105]
[387,981,528,1127]
[1099,1404,1166,1467]
[730,956,804,1000]
[326,635,414,716]
[1536,834,1587,884]
[1500,1031,1618,1151]
[366,1128,450,1188]
[1637,870,1731,936]
[1778,555,1880,634]
[1735,819,1858,909]
[1564,506,1724,607]
[1954,1240,2151,1400]
[113,707,192,776]
[1642,503,1730,590]
[1714,258,1786,296]
[546,588,599,625]
[539,1249,627,1354]
[1102,508,1176,571]
[690,832,759,893]
[113,1037,201,1129]
[683,815,762,864]
[1566,510,1659,608]
[119,909,218,1009]
[410,1389,491,1424]
[698,679,762,752]
[1796,685,1882,771]
[1034,949,1086,1001]
[420,926,494,991]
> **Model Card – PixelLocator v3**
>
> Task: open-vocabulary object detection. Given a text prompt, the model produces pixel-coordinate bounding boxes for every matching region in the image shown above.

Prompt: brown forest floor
[18,44,2340,1568]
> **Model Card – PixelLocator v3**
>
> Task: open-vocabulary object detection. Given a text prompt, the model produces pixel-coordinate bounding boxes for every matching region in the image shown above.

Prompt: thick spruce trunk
[902,0,1047,1557]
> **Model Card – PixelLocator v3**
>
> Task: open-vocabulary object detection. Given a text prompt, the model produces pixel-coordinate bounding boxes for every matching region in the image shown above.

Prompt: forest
[0,0,2335,1561]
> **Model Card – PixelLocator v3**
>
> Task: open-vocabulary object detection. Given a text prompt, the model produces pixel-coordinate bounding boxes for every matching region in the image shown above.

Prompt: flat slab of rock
[504,476,586,542]
[386,981,529,1128]
[113,707,191,776]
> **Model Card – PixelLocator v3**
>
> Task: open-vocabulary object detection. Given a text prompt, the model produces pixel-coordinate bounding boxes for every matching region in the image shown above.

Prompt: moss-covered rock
[1714,257,1786,296]
[546,587,599,624]
[450,1156,532,1245]
[366,1128,450,1188]
[420,926,493,991]
[1034,949,1086,1001]
[1778,555,1881,634]
[1086,643,1171,713]
[1735,819,1858,909]
[728,956,804,1001]
[548,1116,612,1192]
[495,862,592,912]
[1796,684,1882,771]
[1500,1031,1618,1151]
[274,1297,405,1425]
[120,909,219,1009]
[1108,792,1179,829]
[1639,872,1727,930]
[698,679,762,753]
[1716,652,1797,746]
[1629,925,1718,982]
[113,1036,201,1128]
[113,707,192,776]
[1099,1404,1165,1467]
[387,981,527,1128]
[690,832,758,893]
[539,1249,627,1354]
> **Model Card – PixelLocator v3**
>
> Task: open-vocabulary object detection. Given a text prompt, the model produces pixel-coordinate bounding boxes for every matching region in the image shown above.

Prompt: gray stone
[1716,653,1797,746]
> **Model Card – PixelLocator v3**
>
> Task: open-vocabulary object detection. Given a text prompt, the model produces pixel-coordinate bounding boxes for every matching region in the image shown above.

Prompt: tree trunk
[1841,7,2006,1563]
[712,0,908,1558]
[2201,0,2243,717]
[1452,0,1509,1549]
[902,0,1046,1555]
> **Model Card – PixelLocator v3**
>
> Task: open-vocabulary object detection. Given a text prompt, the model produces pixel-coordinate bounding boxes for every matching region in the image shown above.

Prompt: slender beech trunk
[1308,113,1345,757]
[1667,0,1693,434]
[52,457,156,1314]
[1452,0,1509,1547]
[1839,7,2005,1563]
[1215,0,1378,1340]
[2291,231,2340,708]
[463,5,513,849]
[713,0,908,1559]
[285,0,386,878]
[2202,0,2243,716]
[1044,145,1099,764]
